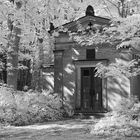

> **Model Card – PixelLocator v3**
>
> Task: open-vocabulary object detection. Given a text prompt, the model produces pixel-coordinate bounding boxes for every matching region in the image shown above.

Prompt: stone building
[44,5,140,113]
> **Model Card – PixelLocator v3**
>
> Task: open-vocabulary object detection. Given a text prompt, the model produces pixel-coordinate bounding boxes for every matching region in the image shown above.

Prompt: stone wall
[54,36,132,110]
[131,76,140,99]
[71,46,131,110]
[63,47,76,109]
[42,66,54,93]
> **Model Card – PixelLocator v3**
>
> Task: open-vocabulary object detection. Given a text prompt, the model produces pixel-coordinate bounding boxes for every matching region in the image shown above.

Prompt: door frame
[74,60,108,112]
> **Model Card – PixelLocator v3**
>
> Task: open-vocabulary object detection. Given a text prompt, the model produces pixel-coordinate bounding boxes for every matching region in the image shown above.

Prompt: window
[83,69,90,76]
[132,54,140,67]
[86,49,95,60]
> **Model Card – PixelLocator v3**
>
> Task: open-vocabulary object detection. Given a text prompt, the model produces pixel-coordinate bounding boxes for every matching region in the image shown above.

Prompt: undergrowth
[91,96,140,137]
[0,84,66,126]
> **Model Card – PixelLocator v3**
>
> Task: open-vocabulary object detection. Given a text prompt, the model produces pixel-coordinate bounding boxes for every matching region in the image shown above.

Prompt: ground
[0,119,140,140]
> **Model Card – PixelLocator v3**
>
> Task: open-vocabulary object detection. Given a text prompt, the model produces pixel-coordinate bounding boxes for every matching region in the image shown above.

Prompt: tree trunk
[7,26,21,90]
[7,1,22,90]
[31,38,44,91]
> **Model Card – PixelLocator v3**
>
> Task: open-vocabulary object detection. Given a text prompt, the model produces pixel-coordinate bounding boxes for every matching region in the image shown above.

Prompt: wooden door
[81,67,102,112]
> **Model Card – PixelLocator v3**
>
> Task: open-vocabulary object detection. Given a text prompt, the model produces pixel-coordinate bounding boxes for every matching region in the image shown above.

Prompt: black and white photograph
[0,0,140,139]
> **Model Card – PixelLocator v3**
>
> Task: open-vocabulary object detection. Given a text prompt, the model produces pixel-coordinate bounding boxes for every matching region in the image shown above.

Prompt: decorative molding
[74,59,108,110]
[73,59,109,66]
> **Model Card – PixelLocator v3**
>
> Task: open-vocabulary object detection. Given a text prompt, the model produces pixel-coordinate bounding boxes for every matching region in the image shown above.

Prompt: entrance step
[74,112,106,119]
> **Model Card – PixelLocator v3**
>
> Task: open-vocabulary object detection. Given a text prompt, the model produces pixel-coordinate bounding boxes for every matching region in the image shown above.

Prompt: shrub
[91,96,140,137]
[0,84,65,126]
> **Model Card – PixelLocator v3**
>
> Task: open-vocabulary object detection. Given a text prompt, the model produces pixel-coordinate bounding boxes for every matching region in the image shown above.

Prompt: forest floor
[0,118,140,140]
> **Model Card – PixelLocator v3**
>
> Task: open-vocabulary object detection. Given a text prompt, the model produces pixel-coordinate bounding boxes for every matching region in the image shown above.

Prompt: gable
[55,15,110,33]
[65,15,109,31]
[52,5,110,37]
[54,15,110,45]
[53,6,110,45]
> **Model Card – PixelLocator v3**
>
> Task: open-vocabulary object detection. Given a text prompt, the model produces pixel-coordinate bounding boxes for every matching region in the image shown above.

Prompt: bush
[91,96,140,137]
[0,85,65,126]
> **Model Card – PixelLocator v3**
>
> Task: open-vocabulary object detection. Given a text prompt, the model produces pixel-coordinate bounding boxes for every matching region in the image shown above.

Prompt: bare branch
[103,0,114,17]
[105,0,118,8]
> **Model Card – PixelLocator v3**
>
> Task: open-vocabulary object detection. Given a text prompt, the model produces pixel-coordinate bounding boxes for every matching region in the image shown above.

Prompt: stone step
[74,112,106,119]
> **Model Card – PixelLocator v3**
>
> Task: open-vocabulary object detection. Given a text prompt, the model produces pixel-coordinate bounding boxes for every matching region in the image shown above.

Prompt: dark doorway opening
[81,67,102,112]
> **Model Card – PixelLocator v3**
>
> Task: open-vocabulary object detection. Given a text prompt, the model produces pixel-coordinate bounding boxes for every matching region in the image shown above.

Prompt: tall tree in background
[105,0,140,17]
[7,0,22,89]
[0,0,54,90]
[0,0,82,90]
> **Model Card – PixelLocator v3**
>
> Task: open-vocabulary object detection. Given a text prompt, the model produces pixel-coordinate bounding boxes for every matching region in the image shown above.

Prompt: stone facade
[44,7,140,113]
[53,43,131,111]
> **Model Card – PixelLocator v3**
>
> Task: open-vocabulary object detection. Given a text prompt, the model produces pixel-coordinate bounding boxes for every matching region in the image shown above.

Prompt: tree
[105,0,140,17]
[95,13,140,78]
[6,0,22,89]
[68,0,140,79]
[0,0,82,90]
[0,0,54,89]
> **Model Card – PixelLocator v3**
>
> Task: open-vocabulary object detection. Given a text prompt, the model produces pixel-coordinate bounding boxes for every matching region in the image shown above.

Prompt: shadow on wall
[131,75,140,100]
[63,63,75,110]
[42,67,54,93]
[107,75,130,110]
